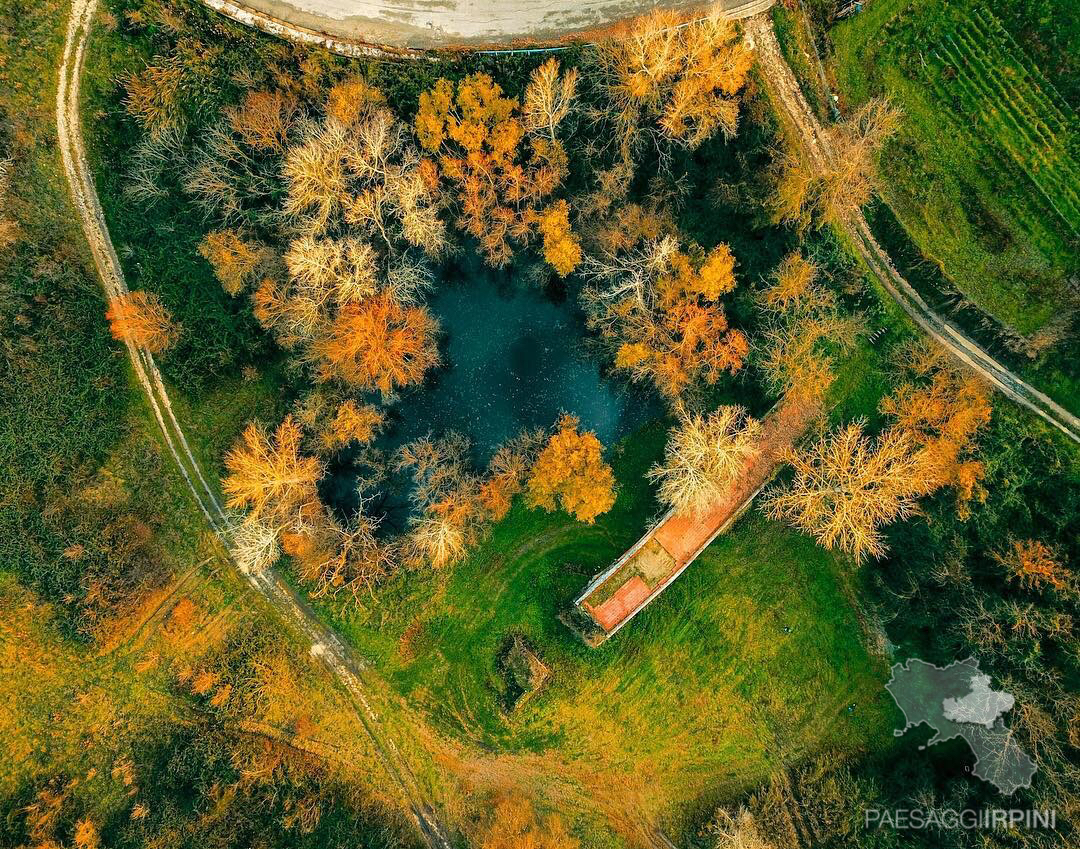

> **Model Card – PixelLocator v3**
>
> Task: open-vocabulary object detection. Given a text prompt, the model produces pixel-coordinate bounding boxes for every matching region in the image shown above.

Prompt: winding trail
[57,2,452,847]
[744,16,1080,444]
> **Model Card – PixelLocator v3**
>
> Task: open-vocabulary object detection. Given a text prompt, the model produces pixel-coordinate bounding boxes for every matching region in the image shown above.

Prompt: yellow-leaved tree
[415,61,579,272]
[527,414,615,523]
[595,9,753,158]
[223,415,324,524]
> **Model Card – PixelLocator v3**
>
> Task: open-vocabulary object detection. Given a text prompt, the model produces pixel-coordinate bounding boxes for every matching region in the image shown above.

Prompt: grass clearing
[314,419,896,836]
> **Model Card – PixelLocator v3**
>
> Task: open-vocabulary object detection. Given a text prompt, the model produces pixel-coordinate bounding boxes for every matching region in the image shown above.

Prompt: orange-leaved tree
[757,251,860,404]
[527,414,615,524]
[223,415,324,525]
[994,539,1073,595]
[199,229,270,295]
[414,62,578,270]
[773,98,900,229]
[583,236,747,400]
[313,292,439,394]
[105,291,178,354]
[880,341,991,516]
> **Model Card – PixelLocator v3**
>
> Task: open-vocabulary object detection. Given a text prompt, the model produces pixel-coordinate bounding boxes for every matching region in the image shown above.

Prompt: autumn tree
[527,414,615,524]
[762,422,931,562]
[582,235,748,400]
[283,507,392,605]
[757,252,860,404]
[415,64,578,269]
[223,415,324,525]
[229,512,282,574]
[313,293,439,394]
[593,9,753,159]
[994,539,1073,595]
[105,291,179,353]
[199,229,270,295]
[880,341,991,516]
[709,807,775,849]
[774,98,900,228]
[649,405,762,515]
[226,89,299,153]
[537,200,582,276]
[397,433,484,569]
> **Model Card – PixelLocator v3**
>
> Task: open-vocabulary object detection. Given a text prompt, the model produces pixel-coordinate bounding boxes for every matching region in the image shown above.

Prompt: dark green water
[323,259,656,523]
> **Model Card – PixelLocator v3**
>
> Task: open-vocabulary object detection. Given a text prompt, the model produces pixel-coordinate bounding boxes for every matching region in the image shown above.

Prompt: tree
[994,539,1072,595]
[229,513,282,574]
[322,401,383,451]
[774,98,900,228]
[527,414,615,524]
[881,341,991,516]
[582,236,747,400]
[537,200,581,276]
[415,70,576,267]
[763,422,931,562]
[479,795,579,849]
[649,406,762,515]
[594,10,753,158]
[199,229,268,295]
[223,415,324,524]
[313,293,439,394]
[523,58,579,142]
[226,89,298,153]
[757,255,860,404]
[397,433,484,569]
[105,291,178,353]
[283,508,392,604]
[761,252,820,312]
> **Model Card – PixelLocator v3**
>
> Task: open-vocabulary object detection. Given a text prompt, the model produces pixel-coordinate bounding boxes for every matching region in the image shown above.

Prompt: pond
[322,256,658,524]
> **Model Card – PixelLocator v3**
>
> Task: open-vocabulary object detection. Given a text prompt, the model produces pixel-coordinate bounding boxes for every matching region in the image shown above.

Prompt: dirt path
[57,3,452,846]
[744,16,1080,445]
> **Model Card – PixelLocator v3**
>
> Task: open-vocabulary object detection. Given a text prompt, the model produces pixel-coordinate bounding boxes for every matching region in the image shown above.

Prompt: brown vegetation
[104,291,178,353]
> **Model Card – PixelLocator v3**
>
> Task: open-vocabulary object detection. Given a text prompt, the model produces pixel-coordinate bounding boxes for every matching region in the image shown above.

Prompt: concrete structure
[573,396,818,646]
[204,0,776,54]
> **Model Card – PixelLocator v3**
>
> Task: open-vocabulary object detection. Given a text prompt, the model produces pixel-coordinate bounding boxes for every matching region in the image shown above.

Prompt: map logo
[885,657,1036,795]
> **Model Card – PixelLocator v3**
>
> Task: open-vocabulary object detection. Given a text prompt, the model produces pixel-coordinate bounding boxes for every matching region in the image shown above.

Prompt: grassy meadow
[831,0,1078,339]
[312,417,897,838]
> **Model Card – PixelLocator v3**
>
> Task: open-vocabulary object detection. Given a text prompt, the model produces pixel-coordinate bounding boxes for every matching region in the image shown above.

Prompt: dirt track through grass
[745,15,1080,444]
[56,3,453,845]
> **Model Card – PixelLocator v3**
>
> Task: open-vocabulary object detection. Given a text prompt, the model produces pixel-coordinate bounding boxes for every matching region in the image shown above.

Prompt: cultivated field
[832,0,1078,337]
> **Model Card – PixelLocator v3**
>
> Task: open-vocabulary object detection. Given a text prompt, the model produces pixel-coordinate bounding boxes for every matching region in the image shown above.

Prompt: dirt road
[57,2,452,846]
[744,16,1079,444]
[203,0,775,52]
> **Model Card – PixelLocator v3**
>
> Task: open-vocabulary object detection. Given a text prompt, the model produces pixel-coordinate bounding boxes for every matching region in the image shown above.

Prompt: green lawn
[831,0,1078,337]
[314,420,896,837]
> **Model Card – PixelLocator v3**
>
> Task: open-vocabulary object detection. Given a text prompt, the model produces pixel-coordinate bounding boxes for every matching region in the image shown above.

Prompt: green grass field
[832,0,1078,337]
[311,419,896,837]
